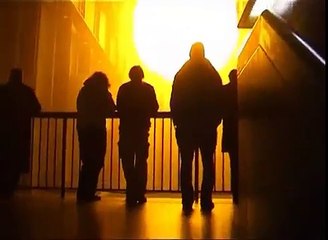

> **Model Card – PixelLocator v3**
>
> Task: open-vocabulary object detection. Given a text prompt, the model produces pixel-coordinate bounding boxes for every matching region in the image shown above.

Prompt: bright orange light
[134,0,239,80]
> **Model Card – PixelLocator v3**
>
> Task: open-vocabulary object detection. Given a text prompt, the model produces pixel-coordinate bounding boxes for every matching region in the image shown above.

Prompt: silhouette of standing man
[76,72,116,202]
[222,69,238,204]
[170,42,223,212]
[117,66,158,207]
[0,68,41,198]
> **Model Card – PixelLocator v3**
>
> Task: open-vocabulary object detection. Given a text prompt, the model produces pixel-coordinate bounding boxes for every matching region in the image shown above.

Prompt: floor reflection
[0,190,239,239]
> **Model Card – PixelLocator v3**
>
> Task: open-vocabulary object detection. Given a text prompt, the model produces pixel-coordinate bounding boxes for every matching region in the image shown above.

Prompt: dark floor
[0,190,244,239]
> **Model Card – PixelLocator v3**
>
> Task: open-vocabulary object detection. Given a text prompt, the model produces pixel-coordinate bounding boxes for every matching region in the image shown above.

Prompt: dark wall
[237,10,325,238]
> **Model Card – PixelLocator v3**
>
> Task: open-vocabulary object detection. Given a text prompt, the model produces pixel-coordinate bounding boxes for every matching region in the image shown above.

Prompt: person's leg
[0,130,21,198]
[180,148,194,210]
[135,132,149,203]
[77,128,106,201]
[87,128,106,198]
[119,134,137,205]
[77,163,88,199]
[77,128,88,199]
[199,130,217,211]
[78,163,97,200]
[87,163,102,198]
[176,128,195,211]
[0,164,20,198]
[229,150,239,204]
[17,128,32,174]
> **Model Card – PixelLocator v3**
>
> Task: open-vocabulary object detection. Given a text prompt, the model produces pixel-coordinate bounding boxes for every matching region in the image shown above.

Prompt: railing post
[194,148,199,203]
[222,152,225,192]
[61,118,67,198]
[29,118,35,187]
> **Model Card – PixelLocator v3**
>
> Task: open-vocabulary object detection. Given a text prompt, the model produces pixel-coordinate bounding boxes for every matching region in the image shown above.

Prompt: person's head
[85,71,110,89]
[229,69,237,83]
[8,68,23,85]
[129,65,144,83]
[189,42,205,59]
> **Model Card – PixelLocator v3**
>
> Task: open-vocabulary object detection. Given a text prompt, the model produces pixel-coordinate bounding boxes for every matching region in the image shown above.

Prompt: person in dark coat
[76,71,116,202]
[170,42,223,213]
[117,65,159,207]
[0,68,41,198]
[222,69,238,204]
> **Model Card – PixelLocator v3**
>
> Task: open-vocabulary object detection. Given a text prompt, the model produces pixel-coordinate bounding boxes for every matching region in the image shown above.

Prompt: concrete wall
[35,2,114,111]
[237,10,325,238]
[0,2,114,111]
[0,2,39,89]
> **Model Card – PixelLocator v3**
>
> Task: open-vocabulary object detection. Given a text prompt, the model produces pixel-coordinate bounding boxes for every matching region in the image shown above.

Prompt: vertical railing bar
[30,118,35,187]
[102,120,106,191]
[222,152,225,192]
[118,117,121,190]
[61,118,67,198]
[178,149,181,191]
[152,118,156,191]
[213,151,217,191]
[169,118,172,191]
[45,118,50,187]
[110,118,114,190]
[161,118,164,191]
[102,163,105,190]
[53,119,57,187]
[70,119,75,188]
[118,157,121,190]
[78,151,81,184]
[194,148,199,203]
[101,122,107,190]
[37,118,42,188]
[78,120,81,183]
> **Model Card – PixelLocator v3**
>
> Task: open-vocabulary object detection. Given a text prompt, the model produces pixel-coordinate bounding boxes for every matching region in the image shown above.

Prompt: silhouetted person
[0,68,41,198]
[170,42,223,213]
[222,69,238,204]
[117,66,158,207]
[76,72,116,202]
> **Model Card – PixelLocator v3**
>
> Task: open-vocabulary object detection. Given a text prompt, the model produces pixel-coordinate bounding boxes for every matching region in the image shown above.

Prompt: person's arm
[207,60,223,86]
[28,88,41,115]
[105,91,116,117]
[170,77,180,126]
[116,86,125,117]
[148,86,159,116]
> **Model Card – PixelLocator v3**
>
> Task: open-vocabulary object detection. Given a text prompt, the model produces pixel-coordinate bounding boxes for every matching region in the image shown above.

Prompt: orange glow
[134,0,239,81]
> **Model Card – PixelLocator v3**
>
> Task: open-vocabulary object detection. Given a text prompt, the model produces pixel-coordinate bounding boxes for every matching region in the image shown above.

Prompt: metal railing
[27,112,232,198]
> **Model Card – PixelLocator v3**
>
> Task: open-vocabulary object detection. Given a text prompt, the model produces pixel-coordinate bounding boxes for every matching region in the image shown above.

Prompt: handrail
[35,111,172,118]
[262,10,325,69]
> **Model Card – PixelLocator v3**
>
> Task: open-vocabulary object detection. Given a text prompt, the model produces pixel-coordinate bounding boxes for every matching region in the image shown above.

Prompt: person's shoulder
[142,82,155,89]
[78,85,87,93]
[202,58,216,69]
[117,82,132,96]
[22,84,36,93]
[178,59,192,71]
[175,59,192,73]
[119,82,130,89]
